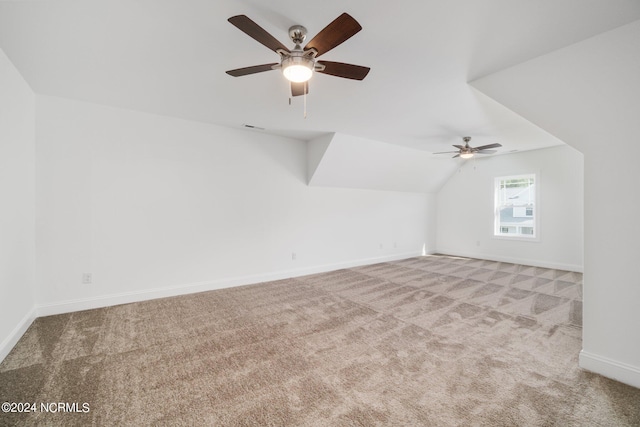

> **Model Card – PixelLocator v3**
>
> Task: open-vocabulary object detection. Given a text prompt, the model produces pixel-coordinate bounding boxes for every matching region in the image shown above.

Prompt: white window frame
[493,173,539,241]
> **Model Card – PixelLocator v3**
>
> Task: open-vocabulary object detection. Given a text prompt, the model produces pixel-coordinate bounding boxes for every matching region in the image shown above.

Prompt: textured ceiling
[1,0,639,155]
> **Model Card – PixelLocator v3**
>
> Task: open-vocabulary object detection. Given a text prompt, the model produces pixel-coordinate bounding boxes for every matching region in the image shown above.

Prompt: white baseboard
[36,251,422,317]
[579,350,640,389]
[435,248,583,273]
[0,307,37,363]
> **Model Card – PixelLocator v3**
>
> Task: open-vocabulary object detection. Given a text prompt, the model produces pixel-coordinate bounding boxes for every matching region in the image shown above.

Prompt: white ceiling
[1,0,639,155]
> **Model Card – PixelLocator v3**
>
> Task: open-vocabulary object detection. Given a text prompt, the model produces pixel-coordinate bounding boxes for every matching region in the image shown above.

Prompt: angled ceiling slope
[307,133,459,193]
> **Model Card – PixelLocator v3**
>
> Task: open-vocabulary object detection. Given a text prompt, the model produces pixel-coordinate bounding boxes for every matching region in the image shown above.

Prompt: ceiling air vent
[242,124,265,131]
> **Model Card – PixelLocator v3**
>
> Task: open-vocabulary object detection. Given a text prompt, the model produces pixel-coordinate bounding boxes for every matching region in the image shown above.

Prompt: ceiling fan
[434,136,502,159]
[225,13,370,97]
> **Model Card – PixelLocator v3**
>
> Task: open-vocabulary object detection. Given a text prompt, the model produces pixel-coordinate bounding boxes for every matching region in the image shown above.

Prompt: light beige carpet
[1,255,639,426]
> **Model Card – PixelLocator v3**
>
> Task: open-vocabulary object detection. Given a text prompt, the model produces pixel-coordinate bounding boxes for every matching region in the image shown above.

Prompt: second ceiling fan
[226,13,370,97]
[434,137,502,159]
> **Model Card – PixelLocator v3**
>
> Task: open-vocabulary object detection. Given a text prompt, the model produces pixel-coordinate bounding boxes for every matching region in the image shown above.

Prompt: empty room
[1,1,640,425]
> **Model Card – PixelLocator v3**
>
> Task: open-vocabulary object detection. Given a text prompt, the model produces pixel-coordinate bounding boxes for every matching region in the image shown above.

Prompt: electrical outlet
[82,273,92,284]
[291,252,297,261]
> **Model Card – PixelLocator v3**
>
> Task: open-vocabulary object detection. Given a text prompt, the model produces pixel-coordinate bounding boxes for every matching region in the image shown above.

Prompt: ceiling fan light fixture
[282,56,314,82]
[460,152,474,159]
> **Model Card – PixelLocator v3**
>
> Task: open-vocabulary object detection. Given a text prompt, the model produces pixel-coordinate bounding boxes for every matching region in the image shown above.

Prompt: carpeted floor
[1,255,639,426]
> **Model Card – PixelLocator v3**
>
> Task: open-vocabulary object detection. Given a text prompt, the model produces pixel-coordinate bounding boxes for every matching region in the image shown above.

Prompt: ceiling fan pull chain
[304,88,307,118]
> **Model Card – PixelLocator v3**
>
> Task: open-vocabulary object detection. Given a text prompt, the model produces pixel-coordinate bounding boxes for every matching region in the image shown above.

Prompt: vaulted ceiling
[1,1,639,175]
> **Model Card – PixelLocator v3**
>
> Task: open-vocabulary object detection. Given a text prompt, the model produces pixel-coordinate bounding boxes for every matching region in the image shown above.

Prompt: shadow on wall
[239,129,309,184]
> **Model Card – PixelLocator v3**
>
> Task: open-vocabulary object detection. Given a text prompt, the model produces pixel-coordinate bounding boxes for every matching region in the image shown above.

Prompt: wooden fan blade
[291,81,309,97]
[473,143,502,151]
[226,63,278,77]
[304,13,362,57]
[228,15,290,53]
[316,61,370,80]
[476,149,497,154]
[453,144,465,149]
[452,154,461,158]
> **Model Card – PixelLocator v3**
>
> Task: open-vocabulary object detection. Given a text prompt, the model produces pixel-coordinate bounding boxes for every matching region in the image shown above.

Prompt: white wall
[34,95,433,313]
[0,48,36,361]
[437,145,583,272]
[472,20,640,388]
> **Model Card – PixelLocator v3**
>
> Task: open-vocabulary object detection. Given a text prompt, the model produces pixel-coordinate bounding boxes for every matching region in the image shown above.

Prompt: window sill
[492,234,540,243]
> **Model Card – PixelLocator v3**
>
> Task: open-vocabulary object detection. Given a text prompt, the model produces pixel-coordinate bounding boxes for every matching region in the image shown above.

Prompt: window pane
[495,174,536,238]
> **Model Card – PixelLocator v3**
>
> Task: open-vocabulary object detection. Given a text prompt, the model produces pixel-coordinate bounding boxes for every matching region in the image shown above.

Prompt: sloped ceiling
[308,133,459,193]
[1,1,639,192]
[471,19,640,156]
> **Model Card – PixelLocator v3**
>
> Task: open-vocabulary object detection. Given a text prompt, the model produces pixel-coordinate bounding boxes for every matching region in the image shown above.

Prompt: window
[494,174,537,239]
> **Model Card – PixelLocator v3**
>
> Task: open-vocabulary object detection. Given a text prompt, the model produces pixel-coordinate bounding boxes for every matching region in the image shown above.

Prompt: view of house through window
[494,174,536,238]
